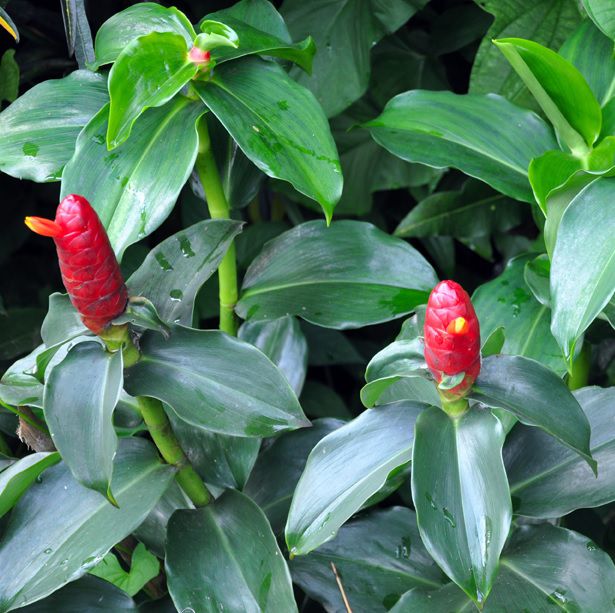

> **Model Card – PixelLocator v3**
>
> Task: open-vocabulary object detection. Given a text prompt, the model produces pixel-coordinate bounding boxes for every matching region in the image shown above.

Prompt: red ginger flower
[25,194,128,335]
[424,280,481,400]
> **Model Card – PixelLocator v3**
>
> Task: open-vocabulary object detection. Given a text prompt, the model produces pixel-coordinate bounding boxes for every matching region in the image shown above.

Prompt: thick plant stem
[196,117,238,336]
[137,397,211,507]
[440,394,469,418]
[567,344,591,391]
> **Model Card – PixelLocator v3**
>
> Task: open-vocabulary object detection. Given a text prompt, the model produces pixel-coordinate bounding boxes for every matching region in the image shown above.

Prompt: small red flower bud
[424,280,481,400]
[188,46,211,65]
[25,194,128,335]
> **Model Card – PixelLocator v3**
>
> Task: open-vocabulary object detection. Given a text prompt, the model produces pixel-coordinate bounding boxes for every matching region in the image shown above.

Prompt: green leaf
[204,2,315,71]
[113,298,169,337]
[238,316,307,395]
[0,452,59,518]
[244,418,343,534]
[237,220,437,329]
[470,355,595,470]
[40,293,86,346]
[411,406,511,605]
[0,71,108,182]
[61,98,203,258]
[107,32,196,149]
[523,254,550,307]
[281,0,428,117]
[494,37,601,154]
[92,3,195,69]
[89,543,159,597]
[472,255,567,375]
[44,342,123,500]
[291,507,446,612]
[0,50,18,104]
[61,0,94,69]
[0,438,174,611]
[583,0,615,40]
[193,57,342,222]
[470,0,582,109]
[166,489,296,612]
[366,90,558,203]
[550,177,615,358]
[127,219,242,326]
[560,19,615,106]
[124,325,308,437]
[507,386,615,517]
[481,327,505,357]
[395,179,523,239]
[286,401,424,556]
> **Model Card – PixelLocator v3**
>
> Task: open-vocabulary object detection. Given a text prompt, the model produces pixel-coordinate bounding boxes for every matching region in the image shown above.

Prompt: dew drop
[155,252,173,271]
[44,548,53,554]
[179,235,195,258]
[22,142,39,157]
[169,289,183,301]
[442,507,456,528]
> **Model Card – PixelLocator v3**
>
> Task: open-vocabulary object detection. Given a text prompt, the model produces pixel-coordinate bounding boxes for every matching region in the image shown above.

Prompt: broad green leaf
[291,508,446,612]
[89,543,159,597]
[0,452,59,518]
[193,57,342,222]
[0,438,173,611]
[107,33,196,149]
[127,219,242,326]
[551,177,615,358]
[168,410,260,490]
[203,0,290,40]
[61,98,203,258]
[583,0,615,40]
[494,37,601,154]
[560,19,615,106]
[44,342,123,500]
[112,298,169,337]
[0,50,18,104]
[124,325,308,437]
[244,418,343,534]
[286,401,424,556]
[0,348,45,408]
[40,293,86,346]
[507,386,615,517]
[166,489,297,612]
[470,355,594,470]
[481,327,505,357]
[239,316,307,395]
[0,71,108,182]
[281,0,428,117]
[411,406,511,605]
[395,180,523,239]
[473,255,567,375]
[523,254,550,307]
[470,0,582,109]
[237,220,437,329]
[92,3,195,69]
[366,90,558,203]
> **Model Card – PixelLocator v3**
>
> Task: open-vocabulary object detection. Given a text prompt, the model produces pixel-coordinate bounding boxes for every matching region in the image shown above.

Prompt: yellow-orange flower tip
[446,316,469,336]
[24,216,62,238]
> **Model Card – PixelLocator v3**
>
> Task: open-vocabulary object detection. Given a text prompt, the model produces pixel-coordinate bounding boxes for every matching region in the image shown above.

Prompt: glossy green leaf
[412,406,511,604]
[507,386,615,517]
[124,325,308,437]
[237,220,437,329]
[523,254,550,307]
[0,71,108,182]
[92,3,195,69]
[166,489,296,612]
[286,401,424,556]
[239,316,307,395]
[366,90,558,203]
[494,37,601,153]
[0,438,174,611]
[481,327,505,357]
[583,0,615,40]
[61,99,203,258]
[244,418,343,534]
[470,0,582,108]
[470,355,594,470]
[193,57,342,222]
[0,452,59,519]
[291,507,445,613]
[40,293,86,346]
[551,178,615,358]
[0,50,19,104]
[127,219,242,326]
[107,33,196,149]
[560,19,615,106]
[61,0,94,69]
[44,342,123,500]
[472,255,567,375]
[0,349,45,409]
[281,0,428,117]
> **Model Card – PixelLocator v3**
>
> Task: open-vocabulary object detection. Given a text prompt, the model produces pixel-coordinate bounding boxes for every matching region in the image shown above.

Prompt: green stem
[196,117,238,336]
[440,395,469,418]
[137,397,211,507]
[567,344,591,391]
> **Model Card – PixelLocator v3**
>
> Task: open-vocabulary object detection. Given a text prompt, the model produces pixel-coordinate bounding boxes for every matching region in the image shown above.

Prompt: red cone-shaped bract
[25,194,127,335]
[424,280,480,399]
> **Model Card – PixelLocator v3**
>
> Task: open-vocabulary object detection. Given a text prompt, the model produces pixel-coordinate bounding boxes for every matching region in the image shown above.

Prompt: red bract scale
[423,280,481,400]
[188,46,211,65]
[25,194,128,335]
